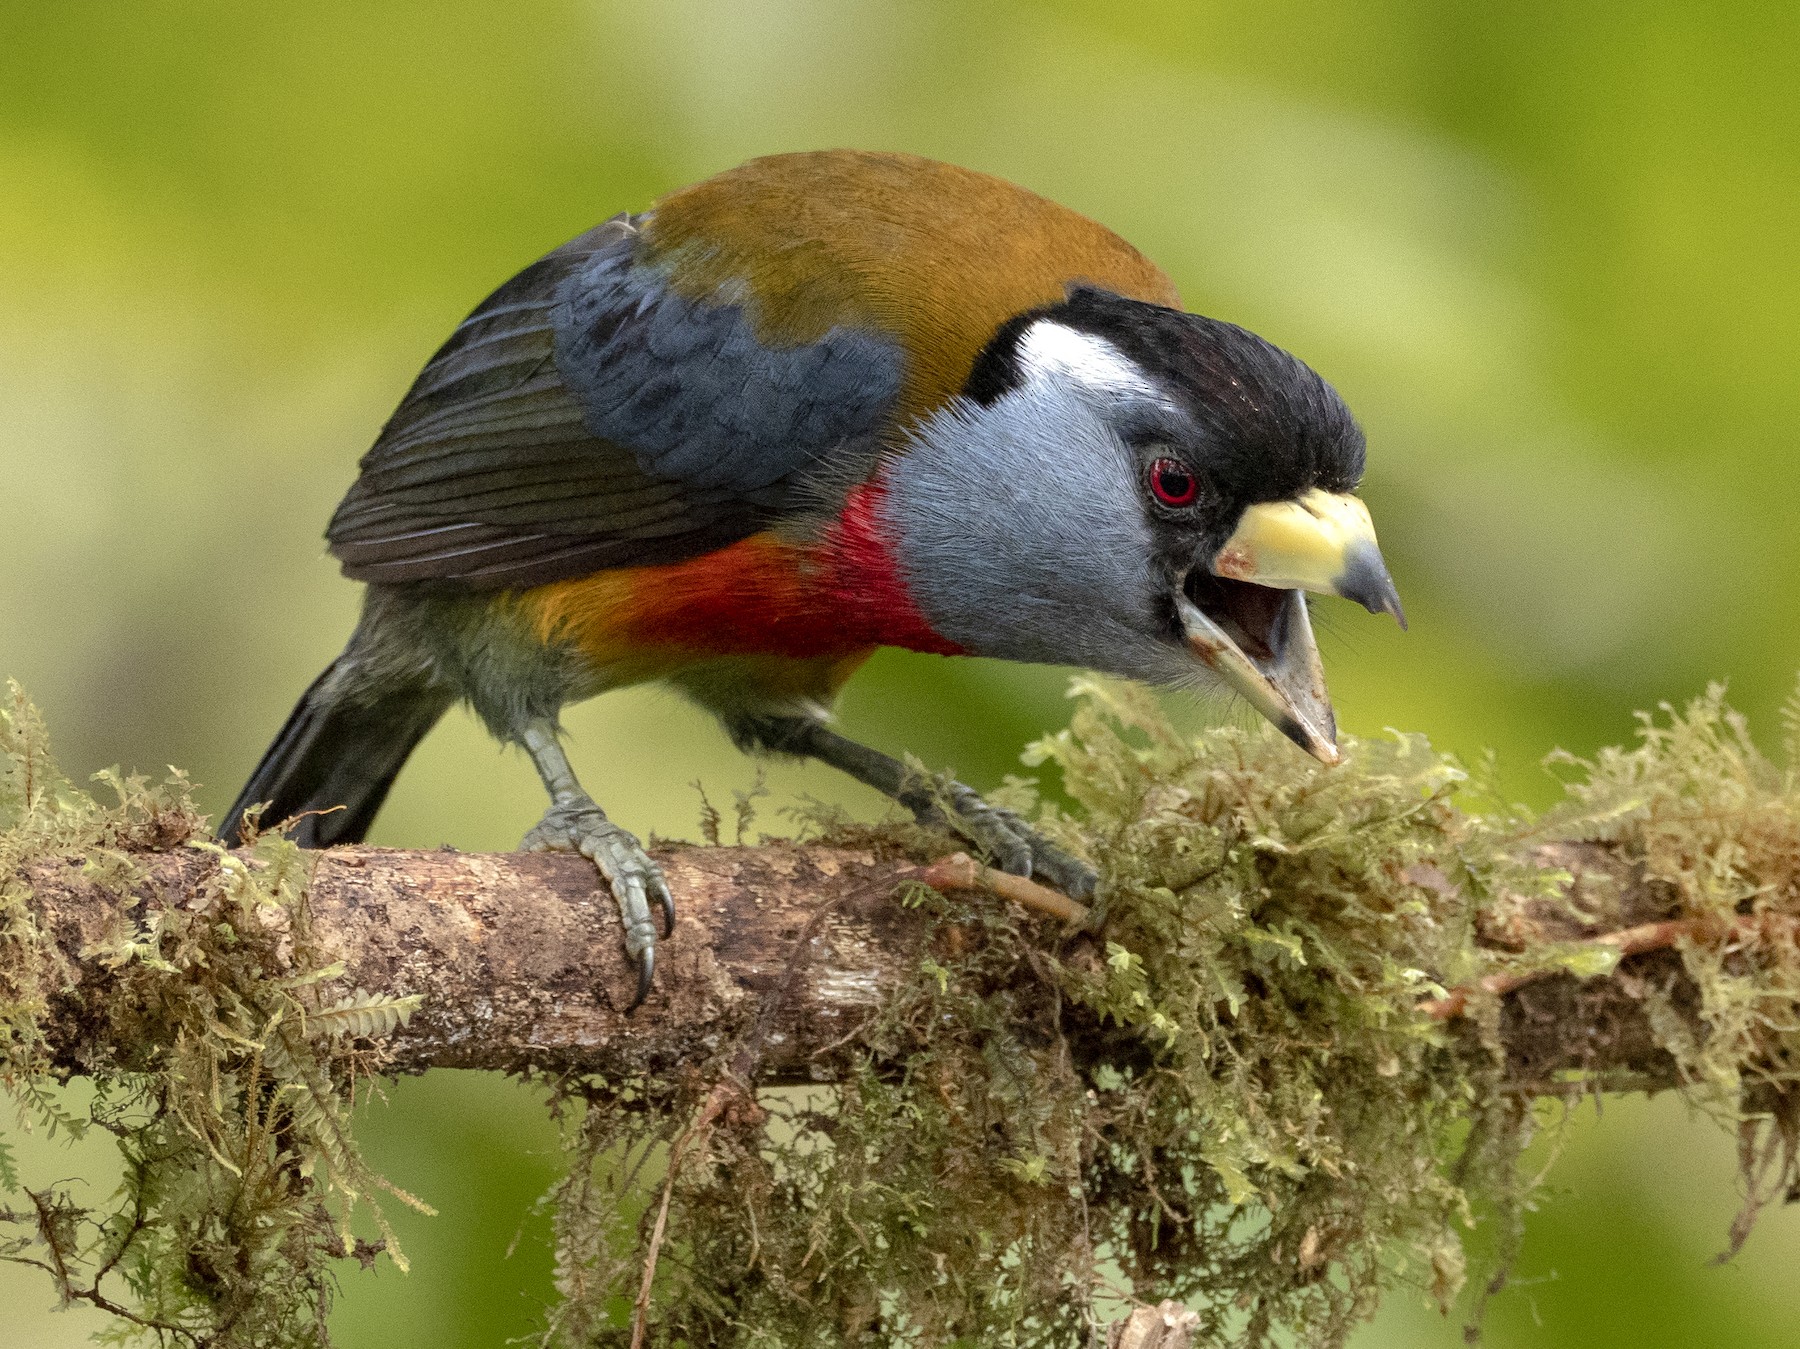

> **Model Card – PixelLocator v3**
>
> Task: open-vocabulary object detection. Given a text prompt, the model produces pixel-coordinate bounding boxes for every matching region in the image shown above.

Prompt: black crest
[963,286,1365,510]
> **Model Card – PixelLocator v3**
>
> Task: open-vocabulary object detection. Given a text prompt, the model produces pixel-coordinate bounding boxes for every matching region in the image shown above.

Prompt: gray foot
[931,784,1097,902]
[523,802,675,1009]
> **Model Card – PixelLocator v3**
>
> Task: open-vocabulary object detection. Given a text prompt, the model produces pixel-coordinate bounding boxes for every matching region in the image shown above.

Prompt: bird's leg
[746,717,1096,901]
[518,720,675,1008]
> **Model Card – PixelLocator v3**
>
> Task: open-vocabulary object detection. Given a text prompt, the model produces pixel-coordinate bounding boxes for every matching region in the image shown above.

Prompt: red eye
[1148,457,1200,507]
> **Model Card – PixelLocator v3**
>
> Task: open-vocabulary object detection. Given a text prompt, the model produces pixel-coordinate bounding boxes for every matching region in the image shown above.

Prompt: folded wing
[327,216,904,589]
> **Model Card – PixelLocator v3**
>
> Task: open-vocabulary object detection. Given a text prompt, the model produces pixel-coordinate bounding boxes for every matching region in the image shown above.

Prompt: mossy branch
[13,837,1725,1091]
[7,675,1800,1348]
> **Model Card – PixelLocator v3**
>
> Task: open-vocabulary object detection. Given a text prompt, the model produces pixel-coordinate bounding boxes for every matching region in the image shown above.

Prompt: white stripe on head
[1014,320,1156,399]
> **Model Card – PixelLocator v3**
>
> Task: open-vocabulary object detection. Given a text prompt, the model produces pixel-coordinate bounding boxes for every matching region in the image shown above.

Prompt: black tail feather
[218,656,450,848]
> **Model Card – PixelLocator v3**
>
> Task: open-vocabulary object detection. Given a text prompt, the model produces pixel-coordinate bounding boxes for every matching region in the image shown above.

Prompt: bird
[219,149,1405,1007]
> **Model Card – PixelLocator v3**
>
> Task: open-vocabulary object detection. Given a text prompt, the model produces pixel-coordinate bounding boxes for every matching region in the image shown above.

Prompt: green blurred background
[5,1,1799,1344]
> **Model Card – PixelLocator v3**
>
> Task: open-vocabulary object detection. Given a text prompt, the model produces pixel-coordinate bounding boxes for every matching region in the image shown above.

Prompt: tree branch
[20,838,1708,1091]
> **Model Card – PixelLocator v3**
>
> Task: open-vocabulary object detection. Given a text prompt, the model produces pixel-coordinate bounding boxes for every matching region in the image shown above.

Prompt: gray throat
[882,387,1197,688]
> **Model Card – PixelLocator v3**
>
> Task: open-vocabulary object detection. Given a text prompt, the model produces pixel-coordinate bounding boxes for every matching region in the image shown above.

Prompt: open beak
[1176,488,1404,765]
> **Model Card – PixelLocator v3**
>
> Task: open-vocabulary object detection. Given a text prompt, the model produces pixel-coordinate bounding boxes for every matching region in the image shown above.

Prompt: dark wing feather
[327,215,903,589]
[554,243,902,492]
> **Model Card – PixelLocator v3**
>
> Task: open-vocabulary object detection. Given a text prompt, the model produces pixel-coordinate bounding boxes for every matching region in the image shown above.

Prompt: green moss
[546,681,1512,1347]
[5,676,1800,1346]
[0,681,425,1347]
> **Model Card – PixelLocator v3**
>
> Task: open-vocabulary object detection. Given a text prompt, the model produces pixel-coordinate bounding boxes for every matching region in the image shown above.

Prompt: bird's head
[883,286,1403,764]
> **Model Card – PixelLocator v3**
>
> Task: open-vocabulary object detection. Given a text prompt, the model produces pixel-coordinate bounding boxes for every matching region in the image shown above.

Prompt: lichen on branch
[3,675,1800,1348]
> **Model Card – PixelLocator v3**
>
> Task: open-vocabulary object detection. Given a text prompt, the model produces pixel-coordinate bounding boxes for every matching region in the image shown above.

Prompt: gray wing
[326,215,903,588]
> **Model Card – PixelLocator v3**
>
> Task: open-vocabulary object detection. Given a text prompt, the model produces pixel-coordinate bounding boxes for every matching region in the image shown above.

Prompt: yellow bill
[1179,488,1405,765]
[1212,487,1406,627]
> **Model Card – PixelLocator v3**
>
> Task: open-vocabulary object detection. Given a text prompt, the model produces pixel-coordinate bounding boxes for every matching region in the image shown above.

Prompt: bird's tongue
[1183,571,1289,662]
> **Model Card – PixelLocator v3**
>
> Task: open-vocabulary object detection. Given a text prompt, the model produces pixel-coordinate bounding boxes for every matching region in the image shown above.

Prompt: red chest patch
[816,477,962,655]
[526,475,962,664]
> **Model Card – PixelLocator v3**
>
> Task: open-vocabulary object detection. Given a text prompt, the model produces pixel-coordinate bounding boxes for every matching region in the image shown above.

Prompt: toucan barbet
[221,150,1405,1005]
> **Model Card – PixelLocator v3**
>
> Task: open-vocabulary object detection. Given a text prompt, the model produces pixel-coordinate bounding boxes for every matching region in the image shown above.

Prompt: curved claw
[523,800,672,1008]
[628,946,654,1014]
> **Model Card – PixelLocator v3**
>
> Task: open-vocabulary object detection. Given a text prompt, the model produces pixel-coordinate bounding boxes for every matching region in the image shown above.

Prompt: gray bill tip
[1337,541,1407,630]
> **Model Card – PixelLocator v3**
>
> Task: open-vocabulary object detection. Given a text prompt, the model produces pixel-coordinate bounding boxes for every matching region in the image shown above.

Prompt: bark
[20,838,1698,1089]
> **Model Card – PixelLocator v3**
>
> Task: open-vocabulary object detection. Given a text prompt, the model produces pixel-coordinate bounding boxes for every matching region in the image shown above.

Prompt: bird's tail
[217,653,452,849]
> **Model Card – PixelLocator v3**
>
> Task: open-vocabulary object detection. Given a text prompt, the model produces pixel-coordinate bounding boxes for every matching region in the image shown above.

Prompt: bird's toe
[1030,845,1098,903]
[521,804,672,1010]
[940,789,1096,900]
[945,793,1032,875]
